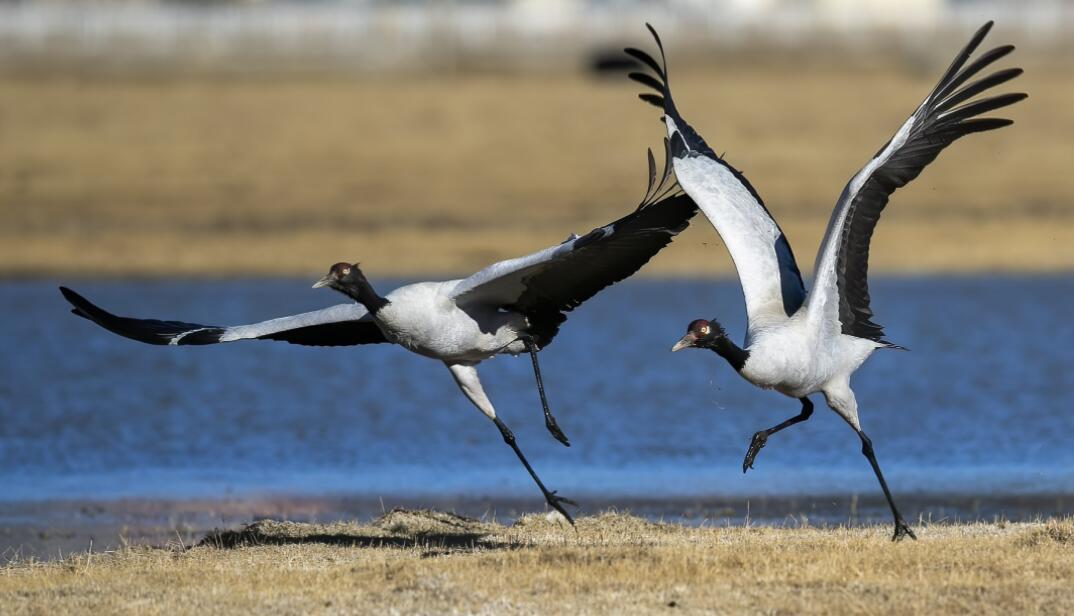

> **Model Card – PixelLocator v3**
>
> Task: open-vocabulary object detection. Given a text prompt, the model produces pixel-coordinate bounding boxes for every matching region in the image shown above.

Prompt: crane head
[671,318,726,352]
[312,262,362,290]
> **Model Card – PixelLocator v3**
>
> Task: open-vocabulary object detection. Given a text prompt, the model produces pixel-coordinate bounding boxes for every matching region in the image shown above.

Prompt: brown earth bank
[1,57,1071,278]
[3,509,1073,614]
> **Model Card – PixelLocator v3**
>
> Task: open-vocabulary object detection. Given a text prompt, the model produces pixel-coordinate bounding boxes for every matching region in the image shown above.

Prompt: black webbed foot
[742,431,768,473]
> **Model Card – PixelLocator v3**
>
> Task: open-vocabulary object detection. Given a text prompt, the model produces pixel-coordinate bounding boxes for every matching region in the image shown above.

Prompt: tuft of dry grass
[3,510,1073,614]
[1015,519,1074,548]
[1,55,1071,278]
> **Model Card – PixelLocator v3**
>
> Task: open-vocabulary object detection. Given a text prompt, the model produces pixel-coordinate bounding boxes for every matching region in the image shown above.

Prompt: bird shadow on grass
[197,508,523,553]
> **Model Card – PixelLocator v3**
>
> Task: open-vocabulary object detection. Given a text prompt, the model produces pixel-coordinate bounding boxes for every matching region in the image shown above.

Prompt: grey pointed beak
[671,333,696,353]
[312,275,333,289]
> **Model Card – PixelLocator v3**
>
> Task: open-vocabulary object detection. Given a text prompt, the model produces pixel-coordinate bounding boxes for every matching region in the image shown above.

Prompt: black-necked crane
[628,22,1025,540]
[59,140,697,524]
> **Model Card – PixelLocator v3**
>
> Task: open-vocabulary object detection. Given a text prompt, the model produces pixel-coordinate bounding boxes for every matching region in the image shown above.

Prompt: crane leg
[493,417,578,524]
[742,397,813,473]
[522,336,570,447]
[446,362,577,524]
[858,430,916,541]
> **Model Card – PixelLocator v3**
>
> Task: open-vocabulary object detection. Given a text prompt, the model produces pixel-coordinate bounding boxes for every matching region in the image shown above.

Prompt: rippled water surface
[3,277,1073,511]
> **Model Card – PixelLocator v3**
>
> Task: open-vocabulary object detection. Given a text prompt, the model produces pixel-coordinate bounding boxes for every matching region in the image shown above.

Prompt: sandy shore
[2,58,1071,278]
[3,509,1073,613]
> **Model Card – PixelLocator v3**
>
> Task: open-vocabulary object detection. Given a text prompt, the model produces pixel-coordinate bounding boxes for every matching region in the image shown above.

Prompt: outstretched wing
[807,21,1025,345]
[59,287,389,347]
[449,139,698,348]
[627,24,806,330]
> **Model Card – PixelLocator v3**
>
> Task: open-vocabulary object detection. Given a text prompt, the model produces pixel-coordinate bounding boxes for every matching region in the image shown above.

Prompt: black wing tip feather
[628,71,664,93]
[540,190,696,317]
[626,24,723,164]
[60,286,111,325]
[935,67,1023,114]
[59,285,224,345]
[929,22,1025,114]
[637,136,686,209]
[645,23,662,47]
[60,286,387,348]
[644,22,669,76]
[638,93,665,108]
[837,22,1025,344]
[962,117,1016,134]
[948,21,998,88]
[624,48,665,81]
[59,285,86,308]
[941,92,1027,125]
[935,20,993,89]
[624,23,671,108]
[926,23,1026,140]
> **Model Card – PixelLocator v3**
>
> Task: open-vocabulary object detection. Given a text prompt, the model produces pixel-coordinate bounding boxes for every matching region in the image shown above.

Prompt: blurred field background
[1,0,1072,278]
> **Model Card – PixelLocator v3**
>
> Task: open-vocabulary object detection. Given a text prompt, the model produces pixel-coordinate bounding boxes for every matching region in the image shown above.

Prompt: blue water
[2,277,1073,507]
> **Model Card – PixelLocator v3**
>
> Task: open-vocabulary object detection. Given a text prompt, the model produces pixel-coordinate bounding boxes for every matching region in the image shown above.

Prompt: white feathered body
[740,313,880,399]
[375,281,528,362]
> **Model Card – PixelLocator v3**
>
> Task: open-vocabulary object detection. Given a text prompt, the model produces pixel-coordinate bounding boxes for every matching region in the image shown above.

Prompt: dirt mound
[371,508,492,537]
[199,509,494,549]
[199,519,360,548]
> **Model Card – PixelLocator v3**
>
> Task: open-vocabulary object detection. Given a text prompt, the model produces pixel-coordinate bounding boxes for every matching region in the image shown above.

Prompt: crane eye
[342,267,351,275]
[700,325,710,335]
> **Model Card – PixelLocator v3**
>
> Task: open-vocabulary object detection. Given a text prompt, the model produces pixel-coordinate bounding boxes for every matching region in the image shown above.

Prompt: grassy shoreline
[3,510,1073,614]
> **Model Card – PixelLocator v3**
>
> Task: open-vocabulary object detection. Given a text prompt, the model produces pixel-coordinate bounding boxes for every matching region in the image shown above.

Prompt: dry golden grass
[3,510,1073,614]
[1,56,1071,277]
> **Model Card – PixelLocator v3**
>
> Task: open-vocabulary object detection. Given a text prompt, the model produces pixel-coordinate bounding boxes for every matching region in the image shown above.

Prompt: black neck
[344,276,390,315]
[708,337,749,372]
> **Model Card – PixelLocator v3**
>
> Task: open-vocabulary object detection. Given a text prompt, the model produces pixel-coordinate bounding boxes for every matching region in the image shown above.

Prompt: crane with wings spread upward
[628,21,1025,540]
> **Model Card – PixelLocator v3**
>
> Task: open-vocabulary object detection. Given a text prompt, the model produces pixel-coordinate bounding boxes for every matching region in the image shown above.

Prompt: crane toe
[742,431,769,473]
[545,417,571,447]
[545,491,579,525]
[892,519,917,542]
